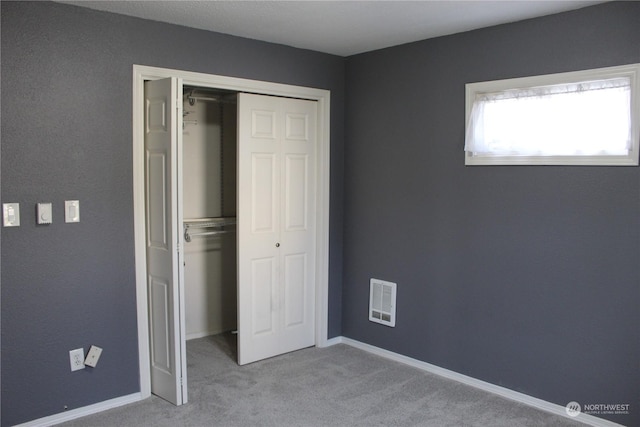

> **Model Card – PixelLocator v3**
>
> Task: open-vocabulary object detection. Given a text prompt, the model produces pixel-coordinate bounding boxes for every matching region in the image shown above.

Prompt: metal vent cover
[369,278,397,327]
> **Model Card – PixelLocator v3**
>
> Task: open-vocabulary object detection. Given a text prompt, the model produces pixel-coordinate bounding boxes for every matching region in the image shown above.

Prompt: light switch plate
[37,203,52,224]
[84,345,103,368]
[65,200,80,223]
[3,203,20,227]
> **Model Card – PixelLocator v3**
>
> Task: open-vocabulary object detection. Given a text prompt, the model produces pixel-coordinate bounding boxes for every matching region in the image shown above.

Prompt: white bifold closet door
[144,77,187,405]
[237,93,317,365]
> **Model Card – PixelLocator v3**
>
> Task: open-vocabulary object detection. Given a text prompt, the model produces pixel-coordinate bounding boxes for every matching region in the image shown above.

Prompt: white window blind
[464,64,640,165]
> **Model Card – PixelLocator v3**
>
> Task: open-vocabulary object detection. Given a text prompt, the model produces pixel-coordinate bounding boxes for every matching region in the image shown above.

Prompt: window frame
[464,63,640,166]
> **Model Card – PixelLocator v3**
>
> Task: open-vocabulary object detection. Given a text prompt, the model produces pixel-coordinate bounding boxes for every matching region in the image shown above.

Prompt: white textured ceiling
[59,1,606,56]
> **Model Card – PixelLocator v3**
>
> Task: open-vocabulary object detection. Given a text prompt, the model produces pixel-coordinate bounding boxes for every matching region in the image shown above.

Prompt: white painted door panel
[238,93,316,365]
[280,100,316,354]
[144,78,186,405]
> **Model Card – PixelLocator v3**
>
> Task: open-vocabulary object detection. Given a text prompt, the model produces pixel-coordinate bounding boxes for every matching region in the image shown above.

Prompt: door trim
[132,65,331,399]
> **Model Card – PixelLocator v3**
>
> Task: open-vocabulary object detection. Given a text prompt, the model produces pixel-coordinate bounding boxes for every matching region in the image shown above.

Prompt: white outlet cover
[70,348,85,372]
[85,345,103,368]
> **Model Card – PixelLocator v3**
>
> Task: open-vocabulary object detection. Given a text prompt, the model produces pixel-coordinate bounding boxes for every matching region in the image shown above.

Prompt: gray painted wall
[3,0,639,426]
[343,2,639,425]
[0,1,344,425]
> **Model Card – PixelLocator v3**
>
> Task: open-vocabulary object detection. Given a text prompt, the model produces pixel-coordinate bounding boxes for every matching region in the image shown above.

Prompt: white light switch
[65,200,80,223]
[37,203,52,224]
[3,203,20,227]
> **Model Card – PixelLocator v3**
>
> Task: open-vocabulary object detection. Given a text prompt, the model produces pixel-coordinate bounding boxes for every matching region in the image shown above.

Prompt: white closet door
[144,78,187,405]
[237,93,317,365]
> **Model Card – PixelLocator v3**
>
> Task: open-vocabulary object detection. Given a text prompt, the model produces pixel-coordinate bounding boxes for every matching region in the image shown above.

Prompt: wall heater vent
[369,278,397,327]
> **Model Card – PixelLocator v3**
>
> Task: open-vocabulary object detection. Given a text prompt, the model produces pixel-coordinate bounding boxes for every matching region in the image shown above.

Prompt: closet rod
[184,91,237,106]
[185,229,234,242]
[188,96,219,103]
[183,217,236,242]
[184,228,235,243]
[184,217,236,229]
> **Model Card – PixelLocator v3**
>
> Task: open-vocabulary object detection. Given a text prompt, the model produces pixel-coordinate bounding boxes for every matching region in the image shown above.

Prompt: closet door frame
[132,65,331,400]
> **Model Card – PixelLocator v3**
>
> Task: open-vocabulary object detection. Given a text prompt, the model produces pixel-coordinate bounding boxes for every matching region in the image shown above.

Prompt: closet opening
[181,86,239,365]
[135,64,331,406]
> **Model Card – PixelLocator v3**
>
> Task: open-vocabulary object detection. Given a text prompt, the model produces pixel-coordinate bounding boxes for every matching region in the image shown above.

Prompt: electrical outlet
[69,348,85,372]
[84,345,103,368]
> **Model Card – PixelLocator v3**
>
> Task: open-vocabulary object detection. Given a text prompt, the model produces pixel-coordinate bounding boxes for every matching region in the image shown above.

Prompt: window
[464,64,640,165]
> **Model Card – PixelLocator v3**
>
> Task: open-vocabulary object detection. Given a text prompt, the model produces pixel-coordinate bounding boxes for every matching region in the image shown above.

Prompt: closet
[142,71,324,405]
[181,87,238,340]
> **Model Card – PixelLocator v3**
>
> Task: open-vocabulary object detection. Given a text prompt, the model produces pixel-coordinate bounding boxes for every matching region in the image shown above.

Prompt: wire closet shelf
[183,217,236,242]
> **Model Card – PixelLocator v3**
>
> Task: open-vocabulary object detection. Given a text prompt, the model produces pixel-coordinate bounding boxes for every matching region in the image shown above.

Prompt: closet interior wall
[182,88,237,340]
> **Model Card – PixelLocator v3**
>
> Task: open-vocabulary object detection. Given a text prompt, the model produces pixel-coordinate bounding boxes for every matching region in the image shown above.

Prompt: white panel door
[237,93,317,365]
[144,78,187,405]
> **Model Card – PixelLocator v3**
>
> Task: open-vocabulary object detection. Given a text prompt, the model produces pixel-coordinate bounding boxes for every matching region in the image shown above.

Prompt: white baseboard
[186,329,237,341]
[322,336,344,347]
[340,337,623,427]
[14,393,143,427]
[187,331,213,341]
[13,338,624,427]
[186,331,216,340]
